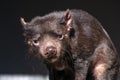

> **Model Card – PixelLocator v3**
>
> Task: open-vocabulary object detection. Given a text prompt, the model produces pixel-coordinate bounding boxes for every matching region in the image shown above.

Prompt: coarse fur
[21,9,120,80]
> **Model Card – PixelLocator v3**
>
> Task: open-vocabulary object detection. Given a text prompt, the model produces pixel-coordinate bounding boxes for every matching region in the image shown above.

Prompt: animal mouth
[45,52,59,63]
[47,52,57,59]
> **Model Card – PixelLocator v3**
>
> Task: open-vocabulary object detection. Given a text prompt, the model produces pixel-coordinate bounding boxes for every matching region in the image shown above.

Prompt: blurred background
[0,0,120,80]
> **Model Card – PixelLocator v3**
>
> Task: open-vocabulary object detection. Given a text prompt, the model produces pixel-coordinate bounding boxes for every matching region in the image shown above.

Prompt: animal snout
[45,46,57,56]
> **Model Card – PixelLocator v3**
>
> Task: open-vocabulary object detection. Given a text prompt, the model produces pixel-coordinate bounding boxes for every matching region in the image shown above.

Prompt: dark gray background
[0,0,120,76]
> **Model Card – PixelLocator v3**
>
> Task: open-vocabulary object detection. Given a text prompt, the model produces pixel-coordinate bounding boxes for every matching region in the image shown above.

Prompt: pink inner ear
[20,17,27,26]
[64,10,73,31]
[65,11,72,31]
[65,10,71,20]
[66,19,72,31]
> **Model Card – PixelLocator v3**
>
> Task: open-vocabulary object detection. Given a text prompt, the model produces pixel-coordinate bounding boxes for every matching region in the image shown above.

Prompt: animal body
[20,9,119,80]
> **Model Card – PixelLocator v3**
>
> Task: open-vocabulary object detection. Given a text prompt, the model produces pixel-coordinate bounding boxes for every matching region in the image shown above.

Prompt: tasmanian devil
[20,9,119,80]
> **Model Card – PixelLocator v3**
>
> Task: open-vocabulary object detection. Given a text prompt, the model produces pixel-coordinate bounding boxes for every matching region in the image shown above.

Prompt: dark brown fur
[21,9,120,80]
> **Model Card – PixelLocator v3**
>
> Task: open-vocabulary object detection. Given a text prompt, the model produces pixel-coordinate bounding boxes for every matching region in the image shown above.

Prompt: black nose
[45,46,57,55]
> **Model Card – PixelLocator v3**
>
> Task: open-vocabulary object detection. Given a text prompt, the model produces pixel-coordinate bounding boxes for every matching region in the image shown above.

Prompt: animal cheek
[38,46,45,56]
[27,41,33,46]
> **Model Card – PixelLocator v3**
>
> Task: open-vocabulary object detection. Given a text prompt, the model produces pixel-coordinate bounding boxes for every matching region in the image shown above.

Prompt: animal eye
[58,34,64,40]
[32,39,39,46]
[32,34,41,46]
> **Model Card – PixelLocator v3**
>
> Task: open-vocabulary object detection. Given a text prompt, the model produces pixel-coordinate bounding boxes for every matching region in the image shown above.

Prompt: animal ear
[20,17,28,27]
[60,9,73,31]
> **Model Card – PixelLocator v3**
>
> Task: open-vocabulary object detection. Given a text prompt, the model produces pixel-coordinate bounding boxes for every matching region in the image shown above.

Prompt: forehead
[24,12,66,36]
[29,17,64,32]
[30,19,59,34]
